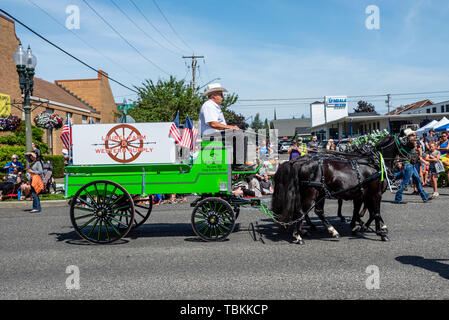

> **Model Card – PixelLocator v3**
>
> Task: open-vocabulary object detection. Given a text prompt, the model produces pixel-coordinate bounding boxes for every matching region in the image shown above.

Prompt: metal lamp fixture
[14,43,37,160]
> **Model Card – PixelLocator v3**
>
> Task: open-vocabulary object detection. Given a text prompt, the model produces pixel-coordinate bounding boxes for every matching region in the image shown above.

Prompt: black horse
[272,134,414,244]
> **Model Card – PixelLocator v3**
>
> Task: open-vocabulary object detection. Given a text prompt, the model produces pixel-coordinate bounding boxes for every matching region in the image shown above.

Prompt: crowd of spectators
[394,129,449,200]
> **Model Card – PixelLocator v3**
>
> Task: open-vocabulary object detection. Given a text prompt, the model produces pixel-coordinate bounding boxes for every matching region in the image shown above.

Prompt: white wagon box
[71,122,177,165]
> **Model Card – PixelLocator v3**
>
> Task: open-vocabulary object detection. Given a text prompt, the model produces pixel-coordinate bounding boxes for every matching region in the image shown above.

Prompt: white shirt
[199,99,226,135]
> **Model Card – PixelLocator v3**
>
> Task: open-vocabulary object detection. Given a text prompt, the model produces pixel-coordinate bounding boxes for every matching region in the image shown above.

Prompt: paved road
[1,187,448,300]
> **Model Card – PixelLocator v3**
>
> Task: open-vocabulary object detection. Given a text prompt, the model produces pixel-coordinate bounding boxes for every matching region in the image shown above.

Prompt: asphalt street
[1,187,448,300]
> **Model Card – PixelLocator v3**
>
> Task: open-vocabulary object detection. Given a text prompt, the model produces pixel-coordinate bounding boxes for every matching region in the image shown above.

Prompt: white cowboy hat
[202,83,228,97]
[403,128,416,137]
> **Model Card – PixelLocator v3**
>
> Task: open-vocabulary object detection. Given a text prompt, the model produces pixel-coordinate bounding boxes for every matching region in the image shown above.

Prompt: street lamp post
[14,43,37,164]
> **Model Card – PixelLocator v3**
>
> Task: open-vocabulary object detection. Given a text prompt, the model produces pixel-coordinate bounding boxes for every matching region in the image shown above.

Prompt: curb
[0,200,69,209]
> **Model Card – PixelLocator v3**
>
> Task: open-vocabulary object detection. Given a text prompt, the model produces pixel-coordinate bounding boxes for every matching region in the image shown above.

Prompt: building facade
[0,13,118,155]
[310,99,449,140]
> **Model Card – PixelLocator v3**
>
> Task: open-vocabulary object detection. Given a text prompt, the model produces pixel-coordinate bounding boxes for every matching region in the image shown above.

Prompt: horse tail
[272,160,301,222]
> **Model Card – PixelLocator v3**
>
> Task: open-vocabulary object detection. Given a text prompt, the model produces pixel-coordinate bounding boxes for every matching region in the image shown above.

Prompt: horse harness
[301,154,382,200]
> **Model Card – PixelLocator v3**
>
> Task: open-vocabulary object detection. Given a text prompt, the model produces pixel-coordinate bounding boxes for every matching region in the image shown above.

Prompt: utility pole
[386,94,391,133]
[182,55,204,92]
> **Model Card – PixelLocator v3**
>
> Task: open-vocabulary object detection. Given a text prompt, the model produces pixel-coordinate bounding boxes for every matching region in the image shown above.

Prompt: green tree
[354,100,376,113]
[251,113,264,131]
[263,118,269,131]
[129,76,248,129]
[129,76,201,124]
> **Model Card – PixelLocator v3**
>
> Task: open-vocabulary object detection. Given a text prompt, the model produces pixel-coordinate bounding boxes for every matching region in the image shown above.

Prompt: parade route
[1,187,448,300]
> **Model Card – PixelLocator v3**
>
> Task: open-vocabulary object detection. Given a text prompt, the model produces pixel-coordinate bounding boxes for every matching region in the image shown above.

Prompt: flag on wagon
[169,111,182,143]
[60,115,72,151]
[180,115,198,150]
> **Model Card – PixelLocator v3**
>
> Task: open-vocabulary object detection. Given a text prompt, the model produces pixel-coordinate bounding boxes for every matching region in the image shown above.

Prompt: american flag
[60,116,72,151]
[169,111,182,144]
[180,115,198,150]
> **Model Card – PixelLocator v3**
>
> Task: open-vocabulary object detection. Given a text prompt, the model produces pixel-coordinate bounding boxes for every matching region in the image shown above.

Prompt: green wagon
[65,140,265,244]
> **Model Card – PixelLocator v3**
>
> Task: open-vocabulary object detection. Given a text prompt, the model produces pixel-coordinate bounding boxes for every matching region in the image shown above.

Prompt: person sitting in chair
[0,167,22,200]
[3,154,24,173]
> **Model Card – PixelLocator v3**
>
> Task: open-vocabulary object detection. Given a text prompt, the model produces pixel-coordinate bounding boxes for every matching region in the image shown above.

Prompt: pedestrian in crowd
[288,139,301,161]
[0,167,22,200]
[425,142,441,198]
[152,194,162,206]
[425,129,436,151]
[326,139,337,151]
[438,131,449,171]
[420,151,430,187]
[25,152,44,213]
[32,142,41,161]
[412,140,427,191]
[394,129,430,204]
[20,180,32,200]
[419,136,426,152]
[259,174,274,195]
[62,148,72,166]
[3,154,24,173]
[308,136,319,150]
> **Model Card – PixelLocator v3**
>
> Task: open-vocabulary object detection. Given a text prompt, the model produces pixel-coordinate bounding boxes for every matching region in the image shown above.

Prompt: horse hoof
[294,239,305,245]
[333,234,340,239]
[352,231,363,237]
[381,236,390,242]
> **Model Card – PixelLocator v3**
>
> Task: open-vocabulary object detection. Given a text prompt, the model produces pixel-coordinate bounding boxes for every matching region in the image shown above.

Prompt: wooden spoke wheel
[104,124,144,163]
[130,195,153,228]
[70,180,135,244]
[191,197,235,242]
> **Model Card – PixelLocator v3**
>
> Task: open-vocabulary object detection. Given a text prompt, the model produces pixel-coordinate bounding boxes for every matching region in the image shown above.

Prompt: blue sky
[2,0,449,121]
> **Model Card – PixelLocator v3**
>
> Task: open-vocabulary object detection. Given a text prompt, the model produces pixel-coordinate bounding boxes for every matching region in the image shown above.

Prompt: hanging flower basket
[34,112,63,129]
[0,115,22,131]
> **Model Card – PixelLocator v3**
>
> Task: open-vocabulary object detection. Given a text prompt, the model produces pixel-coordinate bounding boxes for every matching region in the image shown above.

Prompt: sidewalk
[0,199,69,209]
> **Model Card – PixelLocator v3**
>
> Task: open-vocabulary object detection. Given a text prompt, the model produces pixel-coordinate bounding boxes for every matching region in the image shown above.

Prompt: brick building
[0,13,118,155]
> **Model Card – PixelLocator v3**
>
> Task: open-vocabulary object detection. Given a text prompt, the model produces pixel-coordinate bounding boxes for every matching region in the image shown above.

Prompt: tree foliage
[354,100,376,113]
[0,121,48,154]
[250,113,264,131]
[129,76,248,129]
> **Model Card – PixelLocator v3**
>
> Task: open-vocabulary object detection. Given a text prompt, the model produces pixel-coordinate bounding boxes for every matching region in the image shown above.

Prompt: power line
[109,0,179,57]
[129,0,188,55]
[232,95,449,109]
[82,0,171,76]
[27,0,143,84]
[151,0,194,53]
[239,90,449,102]
[0,8,138,93]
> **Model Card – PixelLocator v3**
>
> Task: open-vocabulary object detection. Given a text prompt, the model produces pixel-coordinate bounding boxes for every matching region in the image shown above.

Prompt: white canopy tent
[416,120,438,136]
[431,117,449,131]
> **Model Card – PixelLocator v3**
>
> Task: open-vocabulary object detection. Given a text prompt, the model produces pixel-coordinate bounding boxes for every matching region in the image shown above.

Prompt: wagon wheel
[191,197,235,241]
[104,124,144,163]
[129,195,153,228]
[70,180,135,244]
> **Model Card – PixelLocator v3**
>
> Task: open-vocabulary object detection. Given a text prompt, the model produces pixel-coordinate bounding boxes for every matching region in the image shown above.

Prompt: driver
[199,83,239,135]
[199,83,250,171]
[394,129,430,204]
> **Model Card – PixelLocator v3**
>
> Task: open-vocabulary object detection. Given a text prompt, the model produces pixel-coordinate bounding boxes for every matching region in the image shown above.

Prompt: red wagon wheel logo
[104,124,144,163]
